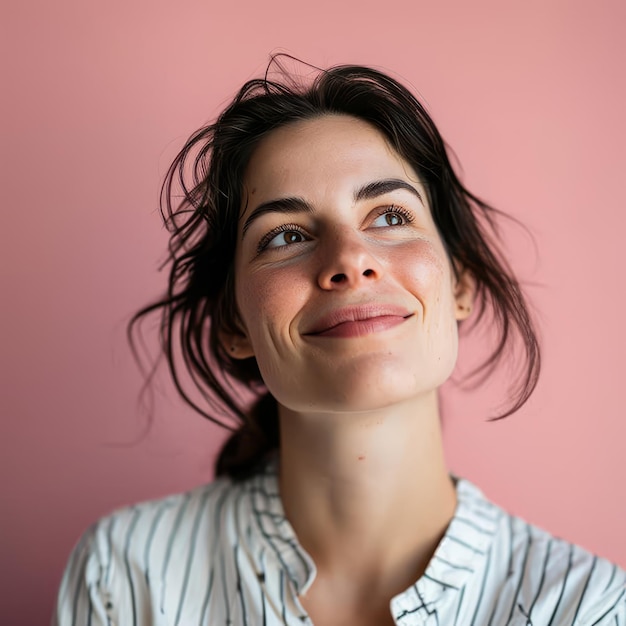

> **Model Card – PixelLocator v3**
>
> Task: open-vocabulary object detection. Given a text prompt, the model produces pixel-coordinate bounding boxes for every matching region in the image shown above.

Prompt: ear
[219,325,256,360]
[452,263,476,322]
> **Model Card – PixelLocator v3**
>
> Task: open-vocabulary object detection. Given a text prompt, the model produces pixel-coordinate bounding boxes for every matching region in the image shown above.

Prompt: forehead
[241,115,422,206]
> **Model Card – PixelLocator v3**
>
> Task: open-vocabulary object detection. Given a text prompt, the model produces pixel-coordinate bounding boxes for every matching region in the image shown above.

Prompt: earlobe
[455,301,472,321]
[453,265,476,322]
[219,328,255,360]
[230,341,255,359]
[228,338,254,359]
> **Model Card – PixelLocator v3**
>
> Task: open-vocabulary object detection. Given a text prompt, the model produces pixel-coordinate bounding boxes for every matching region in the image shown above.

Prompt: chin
[276,360,453,415]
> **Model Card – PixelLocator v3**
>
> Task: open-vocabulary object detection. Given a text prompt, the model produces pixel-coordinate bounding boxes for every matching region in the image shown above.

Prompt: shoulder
[460,479,626,625]
[53,476,240,625]
[510,516,624,624]
[87,475,238,568]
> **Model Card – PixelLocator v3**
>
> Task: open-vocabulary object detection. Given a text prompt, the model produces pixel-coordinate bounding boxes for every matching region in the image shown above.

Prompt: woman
[53,57,625,625]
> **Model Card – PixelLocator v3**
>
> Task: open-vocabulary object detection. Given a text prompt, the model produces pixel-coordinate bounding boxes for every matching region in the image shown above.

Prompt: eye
[371,205,414,228]
[258,224,308,252]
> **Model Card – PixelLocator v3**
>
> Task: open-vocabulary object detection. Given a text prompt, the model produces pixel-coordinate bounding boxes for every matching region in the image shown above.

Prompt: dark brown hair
[128,55,541,480]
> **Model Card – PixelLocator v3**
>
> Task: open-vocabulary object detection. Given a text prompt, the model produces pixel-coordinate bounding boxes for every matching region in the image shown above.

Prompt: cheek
[397,242,459,350]
[395,240,451,302]
[235,265,309,341]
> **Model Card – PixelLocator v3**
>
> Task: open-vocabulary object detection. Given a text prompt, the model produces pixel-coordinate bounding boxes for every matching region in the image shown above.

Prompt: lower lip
[310,315,411,339]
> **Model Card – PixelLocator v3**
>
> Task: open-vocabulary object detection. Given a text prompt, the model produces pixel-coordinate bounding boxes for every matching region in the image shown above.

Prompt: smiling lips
[304,305,414,339]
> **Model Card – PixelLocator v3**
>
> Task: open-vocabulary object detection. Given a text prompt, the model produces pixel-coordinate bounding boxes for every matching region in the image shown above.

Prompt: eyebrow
[241,178,424,239]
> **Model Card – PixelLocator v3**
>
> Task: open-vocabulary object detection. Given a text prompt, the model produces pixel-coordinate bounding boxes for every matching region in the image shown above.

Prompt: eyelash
[256,205,415,254]
[373,204,415,225]
[257,223,305,253]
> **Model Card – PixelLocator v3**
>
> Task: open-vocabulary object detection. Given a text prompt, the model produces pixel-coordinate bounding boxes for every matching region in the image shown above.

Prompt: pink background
[2,0,625,623]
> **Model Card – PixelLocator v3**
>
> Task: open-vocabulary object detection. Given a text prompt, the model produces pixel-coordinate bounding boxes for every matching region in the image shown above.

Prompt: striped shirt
[53,462,626,625]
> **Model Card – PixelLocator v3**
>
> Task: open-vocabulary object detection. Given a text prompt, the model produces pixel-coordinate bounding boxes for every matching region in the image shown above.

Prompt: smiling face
[227,114,473,415]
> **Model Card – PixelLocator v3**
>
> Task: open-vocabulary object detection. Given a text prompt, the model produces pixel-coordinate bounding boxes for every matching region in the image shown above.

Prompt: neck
[277,392,457,597]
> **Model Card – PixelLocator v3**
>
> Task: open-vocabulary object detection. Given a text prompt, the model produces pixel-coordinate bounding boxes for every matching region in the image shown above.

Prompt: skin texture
[225,115,474,624]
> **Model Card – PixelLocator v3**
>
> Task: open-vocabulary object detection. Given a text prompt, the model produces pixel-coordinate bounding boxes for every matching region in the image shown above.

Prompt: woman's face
[229,114,472,414]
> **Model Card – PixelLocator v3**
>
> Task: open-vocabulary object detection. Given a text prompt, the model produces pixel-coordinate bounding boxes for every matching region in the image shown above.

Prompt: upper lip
[303,304,414,335]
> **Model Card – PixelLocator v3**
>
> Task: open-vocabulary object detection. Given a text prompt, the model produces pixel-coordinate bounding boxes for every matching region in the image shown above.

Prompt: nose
[317,227,384,290]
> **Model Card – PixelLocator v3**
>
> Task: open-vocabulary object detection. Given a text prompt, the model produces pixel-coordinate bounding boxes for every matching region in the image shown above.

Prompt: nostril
[330,273,347,283]
[363,269,375,277]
